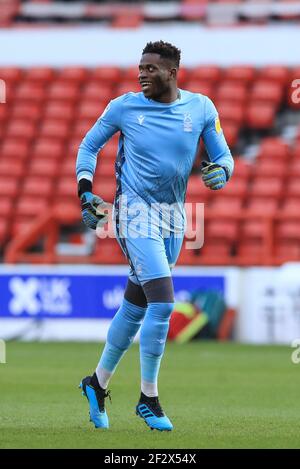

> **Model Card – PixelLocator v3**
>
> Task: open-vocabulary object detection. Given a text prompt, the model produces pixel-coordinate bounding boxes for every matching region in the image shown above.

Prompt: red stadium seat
[216,101,244,126]
[111,13,143,29]
[61,158,76,177]
[67,138,83,158]
[275,243,300,262]
[246,102,276,129]
[96,160,116,179]
[39,120,70,140]
[93,180,116,203]
[176,245,200,265]
[257,137,290,160]
[16,197,49,217]
[0,67,22,84]
[286,178,300,197]
[241,220,266,239]
[208,196,243,214]
[82,82,113,101]
[32,139,64,159]
[122,66,139,82]
[44,102,75,121]
[246,198,278,215]
[232,158,252,180]
[185,80,213,98]
[281,198,300,215]
[250,177,283,199]
[0,140,29,160]
[57,67,89,83]
[253,160,286,178]
[72,119,95,139]
[206,220,239,242]
[258,66,289,85]
[90,67,122,85]
[11,219,38,238]
[224,66,256,85]
[177,67,188,87]
[77,101,106,120]
[276,221,300,241]
[0,105,7,122]
[5,120,36,141]
[0,198,13,217]
[94,238,126,264]
[24,67,55,83]
[237,240,265,262]
[200,240,233,261]
[29,158,59,178]
[15,82,47,102]
[219,178,248,199]
[289,159,300,176]
[0,177,20,198]
[48,82,80,101]
[250,80,283,106]
[11,102,41,121]
[115,81,141,95]
[0,159,25,179]
[186,175,211,204]
[221,121,239,147]
[22,177,53,198]
[289,66,300,83]
[56,178,77,199]
[216,82,247,103]
[189,66,221,83]
[0,218,9,245]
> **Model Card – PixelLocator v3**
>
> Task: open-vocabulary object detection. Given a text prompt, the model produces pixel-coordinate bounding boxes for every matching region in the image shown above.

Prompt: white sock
[141,380,158,397]
[96,365,113,390]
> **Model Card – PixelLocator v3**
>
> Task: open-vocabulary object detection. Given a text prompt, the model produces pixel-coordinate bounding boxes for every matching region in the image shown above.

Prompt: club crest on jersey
[183,113,193,132]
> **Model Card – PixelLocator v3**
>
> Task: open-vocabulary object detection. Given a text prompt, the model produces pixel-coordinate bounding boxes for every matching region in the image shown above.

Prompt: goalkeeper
[76,40,234,432]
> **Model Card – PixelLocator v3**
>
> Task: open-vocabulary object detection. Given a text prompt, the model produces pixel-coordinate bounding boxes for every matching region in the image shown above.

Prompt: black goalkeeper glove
[80,191,110,230]
[201,160,229,190]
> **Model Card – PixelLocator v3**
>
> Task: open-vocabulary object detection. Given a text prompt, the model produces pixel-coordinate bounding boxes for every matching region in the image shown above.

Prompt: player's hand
[201,161,227,190]
[80,192,110,230]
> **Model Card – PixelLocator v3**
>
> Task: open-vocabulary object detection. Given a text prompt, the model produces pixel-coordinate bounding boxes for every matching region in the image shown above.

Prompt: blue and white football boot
[136,392,173,431]
[79,373,111,429]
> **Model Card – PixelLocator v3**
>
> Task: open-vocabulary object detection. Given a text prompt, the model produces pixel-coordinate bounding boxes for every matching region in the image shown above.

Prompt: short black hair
[142,40,181,69]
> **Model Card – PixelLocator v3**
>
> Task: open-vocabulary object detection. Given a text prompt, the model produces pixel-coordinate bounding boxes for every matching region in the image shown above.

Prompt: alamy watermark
[291,79,300,104]
[0,79,6,103]
[0,339,6,364]
[95,196,205,250]
[291,338,300,364]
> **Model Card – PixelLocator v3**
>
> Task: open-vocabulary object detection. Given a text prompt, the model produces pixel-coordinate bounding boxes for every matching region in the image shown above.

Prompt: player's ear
[170,68,177,80]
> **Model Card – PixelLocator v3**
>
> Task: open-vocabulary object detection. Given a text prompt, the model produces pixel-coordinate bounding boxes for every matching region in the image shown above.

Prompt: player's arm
[76,96,124,229]
[200,97,234,190]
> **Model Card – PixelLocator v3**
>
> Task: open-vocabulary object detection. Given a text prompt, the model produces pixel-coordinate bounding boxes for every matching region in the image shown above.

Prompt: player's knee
[142,276,174,303]
[154,301,174,320]
[124,279,147,308]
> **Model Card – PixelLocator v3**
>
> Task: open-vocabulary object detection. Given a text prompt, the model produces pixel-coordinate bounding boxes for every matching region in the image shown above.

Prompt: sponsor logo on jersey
[215,117,222,133]
[138,114,145,125]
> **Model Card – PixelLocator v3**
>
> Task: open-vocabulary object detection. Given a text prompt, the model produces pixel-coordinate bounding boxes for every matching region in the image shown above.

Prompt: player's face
[138,53,175,101]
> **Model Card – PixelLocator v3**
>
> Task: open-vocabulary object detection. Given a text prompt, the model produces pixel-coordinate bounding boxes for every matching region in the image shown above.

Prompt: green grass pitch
[1,341,300,449]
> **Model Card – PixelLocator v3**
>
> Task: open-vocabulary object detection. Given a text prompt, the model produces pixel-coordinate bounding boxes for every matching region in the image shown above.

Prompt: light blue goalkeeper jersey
[76,89,234,233]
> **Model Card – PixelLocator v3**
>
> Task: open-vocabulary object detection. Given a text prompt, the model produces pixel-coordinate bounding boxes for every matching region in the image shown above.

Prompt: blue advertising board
[0,267,224,319]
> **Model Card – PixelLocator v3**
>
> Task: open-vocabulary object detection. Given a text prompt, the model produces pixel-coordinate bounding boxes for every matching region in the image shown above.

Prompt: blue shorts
[115,221,184,285]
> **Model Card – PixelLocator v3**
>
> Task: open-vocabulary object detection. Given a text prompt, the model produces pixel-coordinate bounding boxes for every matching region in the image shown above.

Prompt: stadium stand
[1,1,300,27]
[1,62,299,266]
